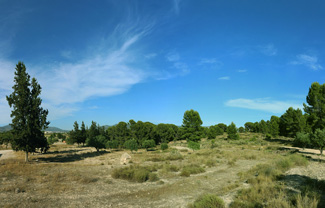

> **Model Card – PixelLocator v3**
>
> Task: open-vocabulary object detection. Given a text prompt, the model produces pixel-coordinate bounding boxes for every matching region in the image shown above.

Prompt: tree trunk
[25,151,29,162]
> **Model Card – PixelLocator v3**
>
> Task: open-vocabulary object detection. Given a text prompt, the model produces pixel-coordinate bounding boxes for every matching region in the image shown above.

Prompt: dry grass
[0,133,322,207]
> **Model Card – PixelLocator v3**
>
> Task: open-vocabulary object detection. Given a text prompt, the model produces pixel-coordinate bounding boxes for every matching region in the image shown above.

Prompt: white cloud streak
[0,19,153,124]
[219,76,230,80]
[290,54,323,70]
[172,0,182,15]
[259,44,277,56]
[225,98,302,114]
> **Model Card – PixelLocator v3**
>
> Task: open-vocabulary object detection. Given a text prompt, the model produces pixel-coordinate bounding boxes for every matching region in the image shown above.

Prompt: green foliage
[265,134,272,140]
[47,136,59,145]
[189,194,225,208]
[181,109,203,142]
[160,142,168,150]
[294,132,311,149]
[304,82,325,131]
[238,127,245,133]
[227,122,239,140]
[6,62,49,161]
[69,121,80,145]
[124,139,138,152]
[210,139,219,149]
[0,131,13,148]
[311,128,325,155]
[279,107,306,137]
[107,122,130,147]
[142,139,156,151]
[217,123,227,132]
[208,125,224,139]
[129,121,156,146]
[180,164,205,176]
[111,165,158,183]
[80,121,87,145]
[269,116,280,137]
[155,123,179,143]
[244,122,257,132]
[106,139,119,149]
[188,141,200,150]
[86,135,106,152]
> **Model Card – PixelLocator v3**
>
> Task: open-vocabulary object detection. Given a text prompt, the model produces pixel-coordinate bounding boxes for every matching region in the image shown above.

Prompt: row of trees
[67,110,234,151]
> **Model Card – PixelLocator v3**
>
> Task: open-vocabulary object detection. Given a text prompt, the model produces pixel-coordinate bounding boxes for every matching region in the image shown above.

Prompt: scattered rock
[120,153,131,165]
[15,188,21,193]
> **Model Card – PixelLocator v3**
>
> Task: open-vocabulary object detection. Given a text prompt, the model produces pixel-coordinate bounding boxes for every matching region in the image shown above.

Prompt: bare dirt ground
[0,150,15,160]
[0,138,324,208]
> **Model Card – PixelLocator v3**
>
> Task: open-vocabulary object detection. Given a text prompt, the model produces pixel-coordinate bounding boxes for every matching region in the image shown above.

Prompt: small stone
[120,153,131,165]
[15,188,21,193]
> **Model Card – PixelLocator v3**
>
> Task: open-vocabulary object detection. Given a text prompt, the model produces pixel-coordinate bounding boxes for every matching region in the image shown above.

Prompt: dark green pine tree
[181,109,203,142]
[6,62,49,162]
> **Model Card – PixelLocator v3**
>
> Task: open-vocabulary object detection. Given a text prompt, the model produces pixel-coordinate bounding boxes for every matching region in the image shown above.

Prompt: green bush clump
[124,139,138,152]
[142,139,156,151]
[166,151,184,161]
[163,164,180,172]
[112,165,159,183]
[189,194,225,208]
[161,143,168,150]
[180,164,205,177]
[188,141,200,150]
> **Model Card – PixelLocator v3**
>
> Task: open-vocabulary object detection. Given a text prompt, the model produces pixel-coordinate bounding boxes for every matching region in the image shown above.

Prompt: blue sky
[1,0,325,130]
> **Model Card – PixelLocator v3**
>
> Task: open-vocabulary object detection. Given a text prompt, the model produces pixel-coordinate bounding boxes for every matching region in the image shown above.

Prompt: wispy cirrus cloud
[225,98,302,114]
[219,76,230,80]
[159,51,189,80]
[290,54,323,70]
[144,53,157,59]
[1,18,154,123]
[172,0,182,15]
[237,69,247,73]
[259,43,277,56]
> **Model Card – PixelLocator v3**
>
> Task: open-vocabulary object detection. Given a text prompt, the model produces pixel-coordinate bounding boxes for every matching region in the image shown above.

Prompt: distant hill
[0,125,12,132]
[45,127,69,133]
[0,125,68,133]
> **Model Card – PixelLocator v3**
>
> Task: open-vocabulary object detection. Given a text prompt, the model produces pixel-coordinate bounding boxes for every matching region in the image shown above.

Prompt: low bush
[180,164,205,177]
[112,165,159,183]
[142,139,156,151]
[161,143,168,150]
[189,194,225,208]
[188,141,200,150]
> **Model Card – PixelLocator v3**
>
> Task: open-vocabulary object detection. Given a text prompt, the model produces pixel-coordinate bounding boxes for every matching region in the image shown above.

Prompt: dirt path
[0,150,15,160]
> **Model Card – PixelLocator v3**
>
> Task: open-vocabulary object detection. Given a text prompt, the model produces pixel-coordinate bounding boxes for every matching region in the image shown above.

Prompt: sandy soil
[0,150,15,160]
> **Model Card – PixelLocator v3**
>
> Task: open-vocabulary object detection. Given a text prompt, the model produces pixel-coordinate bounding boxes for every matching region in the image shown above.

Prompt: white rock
[120,153,131,165]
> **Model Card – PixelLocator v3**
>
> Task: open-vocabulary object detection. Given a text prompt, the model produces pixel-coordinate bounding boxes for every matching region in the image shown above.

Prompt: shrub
[265,134,272,140]
[161,143,168,150]
[227,122,239,140]
[148,173,159,182]
[111,165,159,183]
[47,137,59,145]
[124,139,138,153]
[189,194,225,208]
[166,151,184,161]
[106,139,119,149]
[142,139,156,151]
[180,164,205,176]
[86,135,106,152]
[188,141,200,150]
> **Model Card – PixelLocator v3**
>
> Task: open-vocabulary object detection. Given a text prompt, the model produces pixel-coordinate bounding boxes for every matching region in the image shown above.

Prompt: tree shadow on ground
[38,150,110,163]
[265,137,293,145]
[44,149,86,155]
[282,174,325,208]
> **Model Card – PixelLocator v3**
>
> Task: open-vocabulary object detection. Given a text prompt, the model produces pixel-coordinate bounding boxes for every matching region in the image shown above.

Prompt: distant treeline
[1,82,325,154]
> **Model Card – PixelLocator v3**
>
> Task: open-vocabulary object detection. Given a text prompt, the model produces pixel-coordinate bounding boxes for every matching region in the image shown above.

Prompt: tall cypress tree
[6,62,49,162]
